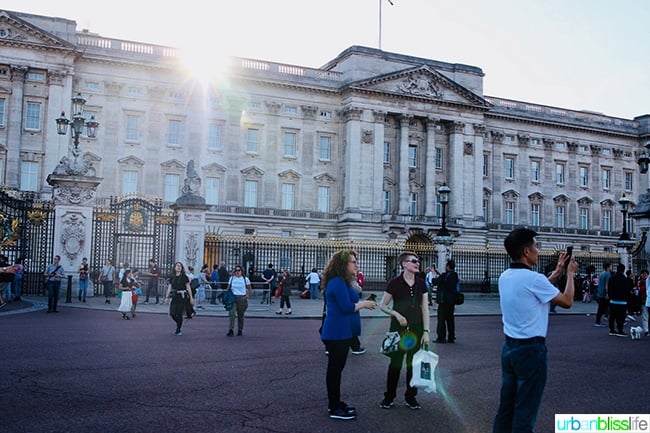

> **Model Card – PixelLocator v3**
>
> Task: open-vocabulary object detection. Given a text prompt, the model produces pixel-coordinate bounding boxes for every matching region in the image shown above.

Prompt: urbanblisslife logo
[555,415,650,432]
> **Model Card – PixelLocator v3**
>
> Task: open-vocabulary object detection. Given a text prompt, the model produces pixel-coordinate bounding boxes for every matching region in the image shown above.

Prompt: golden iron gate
[0,186,55,295]
[91,195,176,295]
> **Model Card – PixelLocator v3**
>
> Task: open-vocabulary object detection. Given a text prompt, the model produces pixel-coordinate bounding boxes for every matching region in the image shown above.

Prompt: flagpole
[378,0,382,50]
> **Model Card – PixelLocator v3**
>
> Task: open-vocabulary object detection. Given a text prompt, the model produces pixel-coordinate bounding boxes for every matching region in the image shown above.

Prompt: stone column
[46,173,103,298]
[373,110,386,214]
[5,66,27,186]
[398,114,412,215]
[448,121,465,224]
[341,106,362,217]
[424,117,438,217]
[472,124,486,227]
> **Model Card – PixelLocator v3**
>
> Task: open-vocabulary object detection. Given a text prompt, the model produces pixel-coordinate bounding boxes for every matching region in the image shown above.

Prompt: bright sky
[4,0,649,119]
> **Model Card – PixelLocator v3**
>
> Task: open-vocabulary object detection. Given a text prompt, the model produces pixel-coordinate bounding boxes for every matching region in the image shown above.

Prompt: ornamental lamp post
[619,193,631,241]
[55,93,99,174]
[637,142,650,174]
[437,183,451,237]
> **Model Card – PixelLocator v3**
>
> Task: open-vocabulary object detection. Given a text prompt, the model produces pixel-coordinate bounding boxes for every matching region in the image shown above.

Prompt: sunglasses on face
[235,268,242,272]
[404,259,421,264]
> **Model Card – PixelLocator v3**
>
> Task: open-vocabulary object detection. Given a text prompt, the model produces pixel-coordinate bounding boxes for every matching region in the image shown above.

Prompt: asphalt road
[3,304,648,433]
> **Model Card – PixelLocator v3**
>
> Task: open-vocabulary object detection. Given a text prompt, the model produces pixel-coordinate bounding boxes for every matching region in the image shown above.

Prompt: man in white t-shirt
[492,228,577,433]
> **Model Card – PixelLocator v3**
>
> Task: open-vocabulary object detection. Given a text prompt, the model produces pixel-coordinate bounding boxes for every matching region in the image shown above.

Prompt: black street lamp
[619,193,631,241]
[55,93,99,172]
[637,142,650,174]
[437,183,451,237]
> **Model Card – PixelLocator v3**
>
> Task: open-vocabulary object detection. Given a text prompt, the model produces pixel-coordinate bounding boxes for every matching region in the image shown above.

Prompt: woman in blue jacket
[320,249,377,420]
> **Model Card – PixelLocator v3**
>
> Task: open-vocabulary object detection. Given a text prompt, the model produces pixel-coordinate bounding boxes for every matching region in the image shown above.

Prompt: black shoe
[448,339,456,343]
[328,408,356,420]
[380,398,394,409]
[329,402,356,416]
[227,329,234,337]
[237,330,243,336]
[351,347,366,355]
[435,339,446,344]
[405,397,421,410]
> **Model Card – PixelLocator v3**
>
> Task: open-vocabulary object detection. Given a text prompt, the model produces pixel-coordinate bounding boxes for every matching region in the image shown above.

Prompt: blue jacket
[320,276,360,341]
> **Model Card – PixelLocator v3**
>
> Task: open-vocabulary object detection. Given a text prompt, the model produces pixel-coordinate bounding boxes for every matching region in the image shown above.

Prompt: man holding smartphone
[493,228,577,433]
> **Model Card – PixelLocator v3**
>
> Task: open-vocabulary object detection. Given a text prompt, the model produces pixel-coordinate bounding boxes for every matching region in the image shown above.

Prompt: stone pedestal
[435,238,455,271]
[172,198,209,271]
[46,173,102,298]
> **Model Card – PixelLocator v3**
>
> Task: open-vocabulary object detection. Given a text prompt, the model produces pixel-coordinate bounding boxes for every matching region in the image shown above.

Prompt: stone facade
[1,9,649,254]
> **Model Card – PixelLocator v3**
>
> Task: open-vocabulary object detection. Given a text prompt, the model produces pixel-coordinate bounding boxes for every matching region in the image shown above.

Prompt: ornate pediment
[278,169,301,180]
[240,166,265,177]
[160,159,185,171]
[314,173,336,184]
[346,65,491,108]
[0,11,75,49]
[201,162,227,173]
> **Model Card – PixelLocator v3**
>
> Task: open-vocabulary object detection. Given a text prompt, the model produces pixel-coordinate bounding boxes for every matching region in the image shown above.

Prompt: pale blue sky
[4,0,649,119]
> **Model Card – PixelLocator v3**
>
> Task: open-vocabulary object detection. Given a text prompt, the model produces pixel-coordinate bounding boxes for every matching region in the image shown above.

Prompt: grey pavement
[8,290,599,319]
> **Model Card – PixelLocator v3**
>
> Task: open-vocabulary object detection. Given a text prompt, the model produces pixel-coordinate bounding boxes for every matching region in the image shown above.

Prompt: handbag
[380,327,408,356]
[222,288,235,311]
[409,347,439,393]
[454,292,464,305]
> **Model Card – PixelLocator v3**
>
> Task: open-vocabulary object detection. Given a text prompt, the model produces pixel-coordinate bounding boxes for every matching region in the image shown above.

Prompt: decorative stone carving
[373,110,386,123]
[543,138,554,150]
[52,155,97,177]
[301,105,318,119]
[517,134,530,145]
[464,141,473,155]
[175,160,205,206]
[184,231,199,268]
[265,101,281,113]
[52,182,96,205]
[10,65,27,82]
[397,74,441,98]
[60,213,85,262]
[341,106,362,122]
[362,129,374,144]
[567,142,578,152]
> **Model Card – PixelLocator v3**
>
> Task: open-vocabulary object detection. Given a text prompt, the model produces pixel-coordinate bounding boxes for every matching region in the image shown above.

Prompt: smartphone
[565,246,573,266]
[366,293,377,302]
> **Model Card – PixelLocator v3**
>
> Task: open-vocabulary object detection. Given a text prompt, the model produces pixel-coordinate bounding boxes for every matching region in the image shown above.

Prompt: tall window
[244,180,257,207]
[482,154,489,177]
[167,120,181,146]
[483,198,489,221]
[504,201,514,224]
[283,131,297,157]
[409,193,418,216]
[555,206,566,228]
[317,186,330,212]
[281,183,295,210]
[556,163,565,184]
[122,170,138,194]
[435,195,442,217]
[319,136,331,160]
[208,124,222,150]
[163,174,180,202]
[408,146,417,168]
[383,190,391,214]
[579,208,589,230]
[25,102,41,130]
[19,161,38,191]
[435,148,443,169]
[602,209,611,231]
[205,177,219,205]
[0,98,5,127]
[625,172,633,191]
[531,203,540,226]
[505,158,515,179]
[602,169,611,190]
[579,166,589,187]
[531,160,540,182]
[246,128,259,152]
[126,115,139,141]
[383,142,391,164]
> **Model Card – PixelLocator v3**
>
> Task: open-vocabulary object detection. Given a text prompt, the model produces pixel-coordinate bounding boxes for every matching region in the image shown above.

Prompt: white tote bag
[409,348,439,393]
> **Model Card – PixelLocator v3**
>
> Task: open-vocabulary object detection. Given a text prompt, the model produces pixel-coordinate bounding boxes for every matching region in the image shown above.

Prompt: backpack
[190,278,200,290]
[222,288,235,311]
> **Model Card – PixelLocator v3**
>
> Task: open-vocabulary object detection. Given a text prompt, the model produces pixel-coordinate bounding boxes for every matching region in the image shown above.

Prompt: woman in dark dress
[163,262,194,336]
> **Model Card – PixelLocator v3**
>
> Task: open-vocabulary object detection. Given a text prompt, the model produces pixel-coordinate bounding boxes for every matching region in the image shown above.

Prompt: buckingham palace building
[1,9,648,285]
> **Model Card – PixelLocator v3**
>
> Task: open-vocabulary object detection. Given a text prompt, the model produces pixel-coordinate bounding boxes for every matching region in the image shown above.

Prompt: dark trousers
[145,280,159,303]
[609,303,627,333]
[210,283,219,304]
[493,340,547,433]
[103,280,114,298]
[324,339,351,411]
[595,297,609,323]
[436,302,456,341]
[47,280,61,311]
[384,328,421,401]
[169,296,185,332]
[280,295,291,309]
